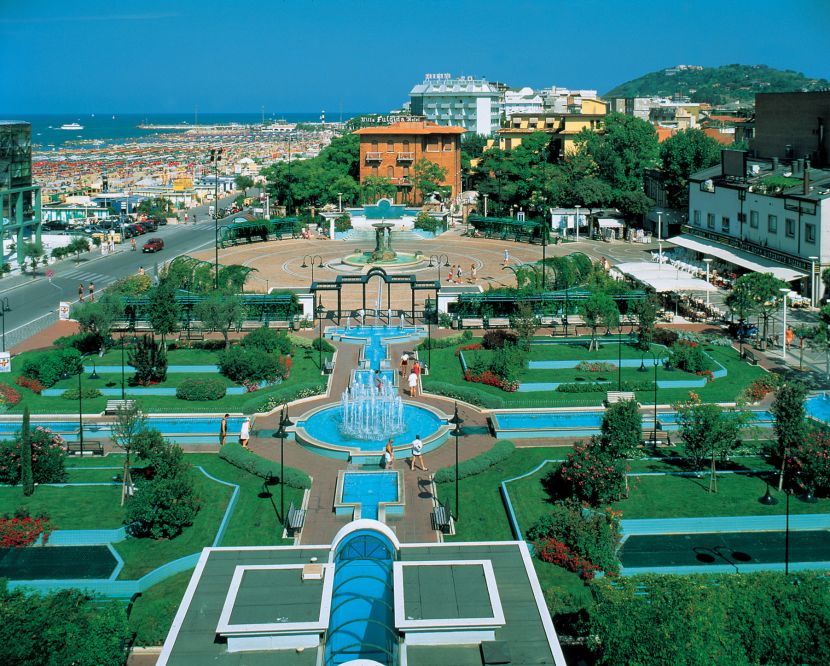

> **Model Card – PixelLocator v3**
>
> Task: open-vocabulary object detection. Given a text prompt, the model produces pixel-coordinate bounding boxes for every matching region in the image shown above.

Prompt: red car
[142,237,164,253]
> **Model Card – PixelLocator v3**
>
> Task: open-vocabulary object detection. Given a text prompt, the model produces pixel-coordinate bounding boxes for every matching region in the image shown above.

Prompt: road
[1,196,241,351]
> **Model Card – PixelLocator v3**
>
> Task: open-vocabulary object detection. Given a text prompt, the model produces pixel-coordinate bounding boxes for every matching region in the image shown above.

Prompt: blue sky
[2,0,829,114]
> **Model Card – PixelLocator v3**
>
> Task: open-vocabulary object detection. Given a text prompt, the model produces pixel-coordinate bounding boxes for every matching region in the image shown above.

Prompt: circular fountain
[342,220,426,268]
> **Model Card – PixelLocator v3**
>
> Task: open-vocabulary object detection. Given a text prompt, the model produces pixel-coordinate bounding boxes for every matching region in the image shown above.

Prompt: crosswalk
[59,269,117,285]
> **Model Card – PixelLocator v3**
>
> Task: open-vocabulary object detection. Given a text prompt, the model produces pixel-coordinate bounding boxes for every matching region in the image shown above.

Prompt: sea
[13,112,362,150]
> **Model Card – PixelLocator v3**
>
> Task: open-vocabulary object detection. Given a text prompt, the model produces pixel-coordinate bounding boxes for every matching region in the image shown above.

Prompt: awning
[666,234,806,282]
[597,219,624,228]
[614,262,716,293]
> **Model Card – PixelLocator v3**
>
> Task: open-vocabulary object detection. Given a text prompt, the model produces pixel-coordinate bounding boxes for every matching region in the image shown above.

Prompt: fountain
[369,222,396,262]
[341,218,427,269]
[341,378,405,440]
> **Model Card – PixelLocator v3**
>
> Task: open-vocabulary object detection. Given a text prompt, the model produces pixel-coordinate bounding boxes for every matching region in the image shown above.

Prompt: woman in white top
[407,370,418,397]
[239,417,251,448]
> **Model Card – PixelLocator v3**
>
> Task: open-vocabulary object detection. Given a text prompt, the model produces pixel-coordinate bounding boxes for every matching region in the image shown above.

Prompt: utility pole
[209,148,223,290]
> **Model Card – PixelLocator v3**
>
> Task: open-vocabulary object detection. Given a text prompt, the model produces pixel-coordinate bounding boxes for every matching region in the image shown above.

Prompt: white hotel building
[409,74,502,135]
[679,155,830,302]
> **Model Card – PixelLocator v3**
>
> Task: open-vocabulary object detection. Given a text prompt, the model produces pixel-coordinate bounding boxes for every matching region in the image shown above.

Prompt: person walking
[131,237,137,251]
[384,438,395,469]
[239,417,251,448]
[400,351,409,377]
[447,264,454,283]
[88,282,94,303]
[470,263,477,284]
[456,264,462,283]
[412,360,421,396]
[78,283,85,302]
[184,213,189,225]
[407,369,418,398]
[409,434,428,471]
[219,414,229,446]
[503,248,509,267]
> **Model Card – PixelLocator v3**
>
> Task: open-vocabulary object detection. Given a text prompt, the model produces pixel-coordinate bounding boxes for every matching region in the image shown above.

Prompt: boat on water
[59,122,84,130]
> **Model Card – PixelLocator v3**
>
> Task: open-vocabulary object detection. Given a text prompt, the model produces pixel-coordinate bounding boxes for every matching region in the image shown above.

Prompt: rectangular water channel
[335,471,403,521]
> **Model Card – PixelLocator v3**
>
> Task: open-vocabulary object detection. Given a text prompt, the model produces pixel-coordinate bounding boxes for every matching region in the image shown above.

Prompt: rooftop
[354,121,466,136]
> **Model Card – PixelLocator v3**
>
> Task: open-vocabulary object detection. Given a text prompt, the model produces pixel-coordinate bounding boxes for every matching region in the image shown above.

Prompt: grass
[128,569,193,646]
[423,340,764,408]
[0,485,124,529]
[0,344,325,414]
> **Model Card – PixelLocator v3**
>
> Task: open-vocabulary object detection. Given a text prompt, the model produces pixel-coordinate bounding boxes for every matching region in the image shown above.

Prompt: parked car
[141,218,159,231]
[133,223,147,235]
[142,237,164,253]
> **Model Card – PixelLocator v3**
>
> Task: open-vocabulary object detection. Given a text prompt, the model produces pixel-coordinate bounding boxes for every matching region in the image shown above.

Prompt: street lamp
[540,216,549,291]
[448,403,464,521]
[483,193,488,217]
[338,192,343,213]
[0,297,10,353]
[809,256,819,307]
[574,205,581,243]
[274,406,292,526]
[316,298,325,373]
[780,287,790,361]
[208,148,223,290]
[703,258,713,307]
[427,254,450,368]
[639,349,659,451]
[301,254,324,286]
[63,359,87,457]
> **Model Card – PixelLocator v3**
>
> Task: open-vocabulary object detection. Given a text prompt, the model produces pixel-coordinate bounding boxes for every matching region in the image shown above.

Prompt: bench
[286,501,307,535]
[105,399,137,415]
[323,359,335,374]
[606,391,636,405]
[460,318,485,329]
[132,320,153,332]
[486,317,511,329]
[66,440,104,456]
[267,320,291,330]
[539,316,560,327]
[641,430,672,447]
[743,349,758,365]
[431,504,452,534]
[237,320,264,332]
[179,325,204,341]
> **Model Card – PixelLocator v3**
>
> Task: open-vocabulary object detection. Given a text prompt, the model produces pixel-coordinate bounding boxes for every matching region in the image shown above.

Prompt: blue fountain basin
[294,402,448,461]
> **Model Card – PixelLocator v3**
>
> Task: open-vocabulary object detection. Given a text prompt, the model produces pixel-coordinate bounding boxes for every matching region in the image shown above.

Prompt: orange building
[354,121,465,205]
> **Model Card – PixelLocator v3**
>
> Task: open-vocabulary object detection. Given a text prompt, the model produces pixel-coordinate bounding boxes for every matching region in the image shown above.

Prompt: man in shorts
[410,434,428,471]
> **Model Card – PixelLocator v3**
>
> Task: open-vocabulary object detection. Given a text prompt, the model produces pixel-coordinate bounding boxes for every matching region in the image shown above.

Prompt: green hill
[604,64,830,106]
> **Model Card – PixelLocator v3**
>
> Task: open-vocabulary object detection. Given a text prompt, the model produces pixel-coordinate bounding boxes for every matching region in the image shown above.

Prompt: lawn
[0,485,124,529]
[128,569,193,646]
[423,338,765,408]
[0,344,326,414]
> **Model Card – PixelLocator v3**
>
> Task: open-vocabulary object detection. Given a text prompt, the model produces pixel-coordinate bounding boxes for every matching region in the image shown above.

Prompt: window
[444,138,454,151]
[693,210,701,226]
[386,141,395,152]
[721,216,730,233]
[768,214,777,233]
[426,138,440,152]
[806,223,816,244]
[387,166,394,179]
[707,213,715,229]
[402,140,410,152]
[785,218,796,238]
[371,141,378,152]
[402,166,410,177]
[750,210,758,228]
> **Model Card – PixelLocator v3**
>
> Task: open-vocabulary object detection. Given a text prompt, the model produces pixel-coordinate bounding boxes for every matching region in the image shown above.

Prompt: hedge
[219,443,311,489]
[434,440,515,483]
[423,381,505,409]
[175,377,226,401]
[240,382,327,414]
[312,337,336,353]
[417,330,473,350]
[61,386,103,400]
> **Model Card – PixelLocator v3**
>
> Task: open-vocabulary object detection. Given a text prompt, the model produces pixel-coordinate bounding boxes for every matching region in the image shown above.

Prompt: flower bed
[534,537,600,580]
[463,369,519,392]
[455,343,484,356]
[15,376,45,395]
[0,512,53,548]
[788,429,830,496]
[575,361,617,373]
[0,384,22,407]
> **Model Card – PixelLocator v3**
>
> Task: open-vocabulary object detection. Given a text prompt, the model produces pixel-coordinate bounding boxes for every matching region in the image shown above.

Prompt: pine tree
[21,406,34,496]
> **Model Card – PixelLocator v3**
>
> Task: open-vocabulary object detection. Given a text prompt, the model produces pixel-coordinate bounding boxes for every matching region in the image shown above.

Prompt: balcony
[364,152,383,162]
[397,152,414,162]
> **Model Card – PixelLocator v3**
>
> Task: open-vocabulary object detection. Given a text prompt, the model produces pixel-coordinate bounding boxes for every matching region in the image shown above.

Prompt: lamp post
[0,297,9,353]
[574,205,581,243]
[657,211,663,268]
[274,407,292,525]
[316,299,325,373]
[780,287,790,361]
[301,254,324,286]
[540,215,548,291]
[448,403,464,521]
[703,257,713,306]
[483,193,488,217]
[120,331,127,400]
[338,192,343,213]
[286,133,293,214]
[427,254,450,368]
[618,322,623,391]
[639,350,659,451]
[208,148,223,290]
[809,256,819,307]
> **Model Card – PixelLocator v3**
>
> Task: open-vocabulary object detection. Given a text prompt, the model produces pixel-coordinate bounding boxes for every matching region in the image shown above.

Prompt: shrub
[543,439,629,506]
[243,382,328,413]
[433,441,514,483]
[312,336,336,353]
[128,334,167,385]
[15,376,45,394]
[788,428,830,496]
[175,377,226,401]
[242,327,293,355]
[334,213,351,232]
[527,500,621,578]
[127,474,201,539]
[0,509,53,548]
[417,330,472,350]
[133,430,189,480]
[0,427,68,485]
[482,330,518,350]
[743,374,779,403]
[653,328,679,346]
[18,348,82,388]
[53,332,103,354]
[192,339,226,351]
[219,442,311,488]
[219,346,286,383]
[61,386,103,400]
[414,210,441,233]
[575,361,617,373]
[0,384,22,407]
[421,381,506,408]
[666,340,709,373]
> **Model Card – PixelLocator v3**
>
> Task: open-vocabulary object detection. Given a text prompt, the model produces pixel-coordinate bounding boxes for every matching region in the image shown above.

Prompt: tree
[615,190,655,221]
[21,241,44,274]
[128,334,167,385]
[234,174,254,196]
[195,291,243,348]
[728,273,787,350]
[512,303,538,350]
[412,158,449,203]
[660,129,723,209]
[148,280,181,346]
[461,133,488,168]
[632,294,659,349]
[136,196,172,218]
[360,175,396,204]
[580,292,620,351]
[600,399,641,459]
[71,294,123,348]
[771,381,808,491]
[20,406,33,497]
[110,401,146,506]
[792,324,817,371]
[65,236,91,262]
[674,394,747,489]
